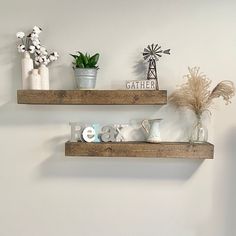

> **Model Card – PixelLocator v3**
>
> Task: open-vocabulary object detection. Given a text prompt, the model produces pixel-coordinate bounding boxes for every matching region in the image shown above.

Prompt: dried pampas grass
[169,67,235,116]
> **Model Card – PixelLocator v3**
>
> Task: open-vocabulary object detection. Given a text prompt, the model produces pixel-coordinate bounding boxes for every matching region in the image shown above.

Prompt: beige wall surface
[0,0,235,235]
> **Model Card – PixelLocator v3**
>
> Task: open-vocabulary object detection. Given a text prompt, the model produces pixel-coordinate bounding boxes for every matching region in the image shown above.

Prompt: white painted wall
[0,0,235,235]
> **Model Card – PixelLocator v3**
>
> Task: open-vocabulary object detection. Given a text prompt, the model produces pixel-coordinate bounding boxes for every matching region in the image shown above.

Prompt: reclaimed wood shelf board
[65,141,214,159]
[17,90,167,105]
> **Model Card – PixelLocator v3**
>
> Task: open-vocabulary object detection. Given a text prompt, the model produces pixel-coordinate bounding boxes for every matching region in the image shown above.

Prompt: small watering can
[141,119,162,143]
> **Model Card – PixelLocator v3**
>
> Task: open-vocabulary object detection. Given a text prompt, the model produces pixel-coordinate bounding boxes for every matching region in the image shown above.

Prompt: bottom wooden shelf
[65,141,214,159]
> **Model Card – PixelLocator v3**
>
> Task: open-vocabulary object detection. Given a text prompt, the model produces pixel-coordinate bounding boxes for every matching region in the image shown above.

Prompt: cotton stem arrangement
[168,67,235,117]
[16,26,59,67]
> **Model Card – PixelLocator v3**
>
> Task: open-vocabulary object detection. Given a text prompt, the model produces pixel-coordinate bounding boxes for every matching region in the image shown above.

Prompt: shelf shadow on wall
[223,127,236,234]
[38,136,204,180]
[0,103,164,126]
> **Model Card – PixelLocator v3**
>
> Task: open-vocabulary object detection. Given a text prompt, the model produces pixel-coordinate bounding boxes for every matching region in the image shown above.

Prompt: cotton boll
[44,59,50,65]
[42,50,48,56]
[29,45,35,54]
[41,56,49,65]
[38,57,43,63]
[50,52,59,61]
[42,58,49,66]
[34,56,40,65]
[35,49,40,55]
[32,39,40,46]
[40,46,46,53]
[17,44,26,53]
[49,55,56,61]
[30,32,38,40]
[35,45,41,51]
[16,32,25,39]
[33,26,42,35]
[53,52,59,58]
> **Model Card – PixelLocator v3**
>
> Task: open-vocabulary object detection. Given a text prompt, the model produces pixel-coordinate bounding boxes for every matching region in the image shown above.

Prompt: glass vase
[190,114,208,143]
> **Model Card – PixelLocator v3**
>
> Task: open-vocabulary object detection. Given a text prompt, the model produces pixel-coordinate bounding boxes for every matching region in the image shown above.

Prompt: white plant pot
[21,52,33,89]
[29,69,41,90]
[39,64,49,90]
[74,68,97,89]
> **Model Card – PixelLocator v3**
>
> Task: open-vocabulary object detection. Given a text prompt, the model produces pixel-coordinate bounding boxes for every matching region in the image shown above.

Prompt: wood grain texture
[17,90,167,105]
[65,141,214,159]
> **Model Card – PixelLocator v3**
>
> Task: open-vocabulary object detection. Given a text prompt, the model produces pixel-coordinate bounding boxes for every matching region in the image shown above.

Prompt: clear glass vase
[190,114,208,143]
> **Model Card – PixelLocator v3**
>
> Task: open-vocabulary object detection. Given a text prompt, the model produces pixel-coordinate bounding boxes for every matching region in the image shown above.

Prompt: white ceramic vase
[21,51,33,89]
[39,64,49,90]
[29,69,41,90]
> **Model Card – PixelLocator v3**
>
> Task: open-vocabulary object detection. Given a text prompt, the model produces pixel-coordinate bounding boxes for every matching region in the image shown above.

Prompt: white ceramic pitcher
[141,119,162,143]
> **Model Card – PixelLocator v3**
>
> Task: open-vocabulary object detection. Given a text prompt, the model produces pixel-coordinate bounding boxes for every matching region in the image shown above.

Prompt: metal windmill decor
[143,43,170,89]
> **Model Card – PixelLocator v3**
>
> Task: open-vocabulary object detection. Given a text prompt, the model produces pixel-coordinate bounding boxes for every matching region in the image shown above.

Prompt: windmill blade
[143,55,150,60]
[154,46,161,52]
[163,49,171,55]
[143,52,151,57]
[143,54,150,60]
[151,44,155,51]
[143,48,150,53]
[147,45,152,52]
[143,52,150,56]
[153,54,159,61]
[153,44,159,51]
[156,50,163,54]
[156,53,162,57]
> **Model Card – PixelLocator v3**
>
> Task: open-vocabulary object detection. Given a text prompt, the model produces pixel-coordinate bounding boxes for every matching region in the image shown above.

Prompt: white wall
[0,0,236,235]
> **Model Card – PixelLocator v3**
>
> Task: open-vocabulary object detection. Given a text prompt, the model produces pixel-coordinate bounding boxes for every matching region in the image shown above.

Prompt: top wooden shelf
[17,90,167,105]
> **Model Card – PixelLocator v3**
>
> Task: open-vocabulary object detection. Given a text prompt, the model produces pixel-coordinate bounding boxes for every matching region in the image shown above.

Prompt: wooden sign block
[126,79,156,90]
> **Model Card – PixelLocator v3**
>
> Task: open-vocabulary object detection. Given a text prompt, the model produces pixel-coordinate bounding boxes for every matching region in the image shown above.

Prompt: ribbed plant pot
[74,68,97,89]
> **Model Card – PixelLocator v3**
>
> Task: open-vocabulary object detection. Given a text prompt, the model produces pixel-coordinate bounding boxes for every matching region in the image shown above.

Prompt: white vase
[29,69,41,90]
[21,51,33,89]
[39,64,49,90]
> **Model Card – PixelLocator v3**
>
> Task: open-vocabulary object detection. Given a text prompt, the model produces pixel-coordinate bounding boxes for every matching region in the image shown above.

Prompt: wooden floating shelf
[17,90,167,105]
[65,141,214,159]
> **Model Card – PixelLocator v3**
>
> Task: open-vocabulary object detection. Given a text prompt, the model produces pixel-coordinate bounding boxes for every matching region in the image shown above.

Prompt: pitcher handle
[141,119,150,134]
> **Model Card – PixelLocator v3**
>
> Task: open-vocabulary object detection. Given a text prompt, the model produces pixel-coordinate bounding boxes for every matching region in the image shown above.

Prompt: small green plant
[70,51,99,69]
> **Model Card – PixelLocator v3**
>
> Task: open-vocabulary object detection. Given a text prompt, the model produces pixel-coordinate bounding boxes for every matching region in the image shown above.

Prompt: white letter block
[82,127,96,142]
[100,126,118,142]
[69,122,84,142]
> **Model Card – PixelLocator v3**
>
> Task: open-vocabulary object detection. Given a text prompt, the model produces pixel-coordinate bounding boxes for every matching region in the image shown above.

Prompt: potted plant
[70,52,99,89]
